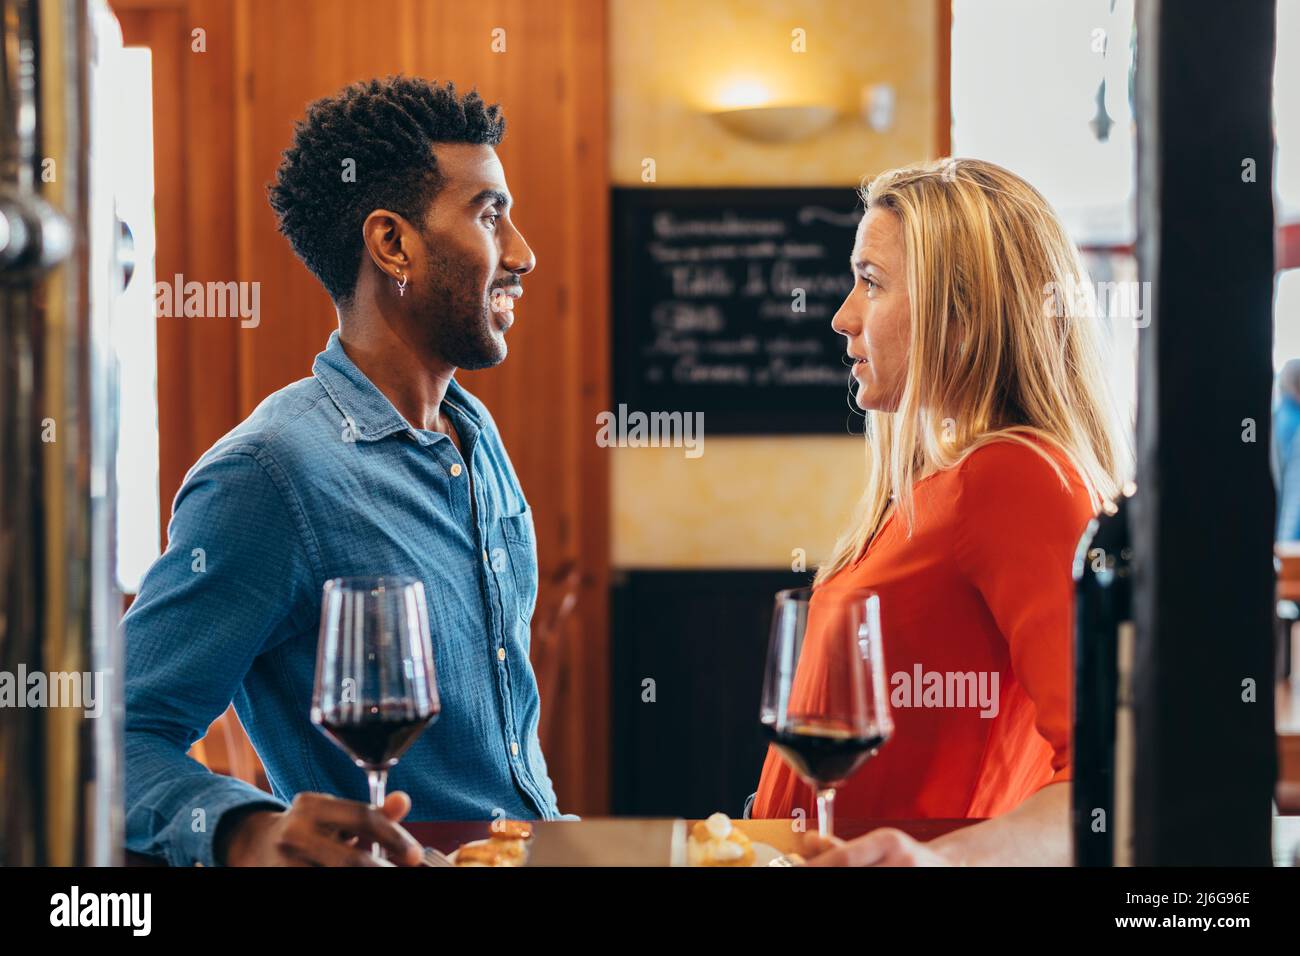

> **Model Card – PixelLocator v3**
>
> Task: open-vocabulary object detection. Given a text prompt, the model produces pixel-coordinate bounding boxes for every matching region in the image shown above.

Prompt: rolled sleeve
[124,448,314,865]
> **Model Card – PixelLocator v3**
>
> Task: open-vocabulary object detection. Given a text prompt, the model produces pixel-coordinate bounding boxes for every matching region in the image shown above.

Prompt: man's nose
[503,229,536,277]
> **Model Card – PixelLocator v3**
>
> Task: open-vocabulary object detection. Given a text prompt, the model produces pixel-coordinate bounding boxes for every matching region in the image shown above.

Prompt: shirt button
[450,463,463,477]
[482,548,489,562]
[510,741,520,757]
[497,647,506,662]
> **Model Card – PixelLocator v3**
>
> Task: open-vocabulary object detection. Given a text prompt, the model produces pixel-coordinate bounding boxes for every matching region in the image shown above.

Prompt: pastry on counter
[454,820,534,867]
[688,812,755,867]
[488,819,533,842]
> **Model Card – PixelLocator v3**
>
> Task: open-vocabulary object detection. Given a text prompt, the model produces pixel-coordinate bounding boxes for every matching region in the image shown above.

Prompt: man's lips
[489,286,521,329]
[489,286,521,314]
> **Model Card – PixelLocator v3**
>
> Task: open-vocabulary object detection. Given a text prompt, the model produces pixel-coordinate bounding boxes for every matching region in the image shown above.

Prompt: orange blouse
[753,437,1096,822]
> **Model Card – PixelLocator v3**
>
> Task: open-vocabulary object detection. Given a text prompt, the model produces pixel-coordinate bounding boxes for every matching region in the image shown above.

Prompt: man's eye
[482,213,501,228]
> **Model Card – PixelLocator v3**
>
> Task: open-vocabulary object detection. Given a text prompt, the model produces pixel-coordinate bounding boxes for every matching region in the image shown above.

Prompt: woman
[752,158,1131,865]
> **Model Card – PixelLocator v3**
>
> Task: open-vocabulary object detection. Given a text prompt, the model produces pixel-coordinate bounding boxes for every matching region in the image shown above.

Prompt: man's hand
[219,791,424,866]
[801,828,953,867]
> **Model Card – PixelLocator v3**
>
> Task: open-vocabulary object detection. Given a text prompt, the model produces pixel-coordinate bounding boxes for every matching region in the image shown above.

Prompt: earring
[396,272,408,297]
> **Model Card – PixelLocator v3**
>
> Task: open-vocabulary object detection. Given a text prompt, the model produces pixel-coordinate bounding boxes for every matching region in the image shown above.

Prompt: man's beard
[419,247,506,371]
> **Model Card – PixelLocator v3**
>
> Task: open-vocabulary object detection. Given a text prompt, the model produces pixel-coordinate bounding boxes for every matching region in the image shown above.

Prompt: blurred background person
[1274,358,1300,542]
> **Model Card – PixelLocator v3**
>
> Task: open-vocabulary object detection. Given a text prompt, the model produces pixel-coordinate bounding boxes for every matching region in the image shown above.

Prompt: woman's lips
[850,357,868,375]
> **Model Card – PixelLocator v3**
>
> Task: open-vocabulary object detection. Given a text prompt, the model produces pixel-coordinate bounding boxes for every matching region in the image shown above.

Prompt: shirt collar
[312,329,483,444]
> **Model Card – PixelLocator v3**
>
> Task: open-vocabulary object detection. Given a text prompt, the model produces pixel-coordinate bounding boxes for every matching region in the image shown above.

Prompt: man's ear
[361,209,411,281]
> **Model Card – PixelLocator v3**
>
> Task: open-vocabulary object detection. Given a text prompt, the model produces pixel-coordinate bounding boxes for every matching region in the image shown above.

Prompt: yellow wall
[609,0,940,569]
[610,0,939,188]
[611,437,868,569]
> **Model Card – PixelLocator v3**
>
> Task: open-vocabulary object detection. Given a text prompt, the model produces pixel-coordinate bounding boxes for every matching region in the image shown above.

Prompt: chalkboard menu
[612,187,863,434]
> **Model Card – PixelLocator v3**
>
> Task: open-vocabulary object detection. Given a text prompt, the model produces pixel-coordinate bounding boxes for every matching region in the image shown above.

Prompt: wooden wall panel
[935,0,951,157]
[113,0,611,815]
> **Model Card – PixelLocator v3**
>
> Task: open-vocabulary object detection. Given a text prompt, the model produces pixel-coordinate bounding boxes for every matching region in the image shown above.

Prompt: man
[124,77,556,866]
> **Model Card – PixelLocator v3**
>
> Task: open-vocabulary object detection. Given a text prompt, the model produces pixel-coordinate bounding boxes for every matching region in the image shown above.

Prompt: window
[951,0,1139,428]
[951,0,1136,245]
[104,46,160,594]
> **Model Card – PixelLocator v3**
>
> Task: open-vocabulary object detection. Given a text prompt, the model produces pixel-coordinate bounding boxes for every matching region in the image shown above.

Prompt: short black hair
[267,76,505,303]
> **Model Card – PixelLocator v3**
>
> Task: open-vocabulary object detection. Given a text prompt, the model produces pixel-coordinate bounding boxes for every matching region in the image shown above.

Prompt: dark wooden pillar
[1132,0,1277,864]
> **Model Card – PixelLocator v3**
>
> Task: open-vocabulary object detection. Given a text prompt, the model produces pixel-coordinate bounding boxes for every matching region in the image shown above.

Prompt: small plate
[445,838,528,867]
[750,841,782,866]
[446,837,786,866]
[687,840,783,867]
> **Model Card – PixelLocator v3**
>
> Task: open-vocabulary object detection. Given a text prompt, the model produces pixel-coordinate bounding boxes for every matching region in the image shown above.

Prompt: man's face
[409,143,535,370]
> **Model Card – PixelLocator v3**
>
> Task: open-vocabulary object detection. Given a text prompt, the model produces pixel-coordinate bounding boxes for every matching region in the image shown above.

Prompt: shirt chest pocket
[495,507,538,625]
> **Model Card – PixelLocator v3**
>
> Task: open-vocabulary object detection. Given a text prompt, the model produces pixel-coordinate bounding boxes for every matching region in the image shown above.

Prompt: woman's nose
[831,292,861,339]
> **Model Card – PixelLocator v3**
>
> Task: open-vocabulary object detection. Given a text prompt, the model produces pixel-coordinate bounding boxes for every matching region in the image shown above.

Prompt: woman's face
[832,206,911,412]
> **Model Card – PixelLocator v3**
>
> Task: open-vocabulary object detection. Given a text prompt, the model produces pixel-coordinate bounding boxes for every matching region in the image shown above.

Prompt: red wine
[762,719,884,787]
[319,711,438,769]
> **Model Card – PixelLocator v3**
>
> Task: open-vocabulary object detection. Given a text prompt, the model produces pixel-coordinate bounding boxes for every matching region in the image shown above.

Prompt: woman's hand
[797,782,1070,866]
[801,828,953,866]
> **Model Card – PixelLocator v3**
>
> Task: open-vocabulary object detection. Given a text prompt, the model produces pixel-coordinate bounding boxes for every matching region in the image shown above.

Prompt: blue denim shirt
[123,329,562,866]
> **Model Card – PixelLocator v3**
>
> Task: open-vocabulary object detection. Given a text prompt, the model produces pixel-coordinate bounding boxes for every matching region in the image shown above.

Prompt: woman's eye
[863,275,878,291]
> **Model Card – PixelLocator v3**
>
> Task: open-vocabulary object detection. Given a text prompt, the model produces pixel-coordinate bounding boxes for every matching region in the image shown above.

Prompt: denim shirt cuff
[174,783,287,868]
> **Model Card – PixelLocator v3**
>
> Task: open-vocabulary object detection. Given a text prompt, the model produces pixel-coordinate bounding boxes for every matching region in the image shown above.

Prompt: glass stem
[816,787,836,841]
[368,769,388,860]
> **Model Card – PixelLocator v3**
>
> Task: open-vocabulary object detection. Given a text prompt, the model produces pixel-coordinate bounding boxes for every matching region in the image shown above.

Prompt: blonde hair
[816,157,1132,585]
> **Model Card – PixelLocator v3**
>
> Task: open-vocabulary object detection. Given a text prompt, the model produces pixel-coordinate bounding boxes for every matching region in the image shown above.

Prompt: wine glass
[311,576,440,860]
[760,587,892,841]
